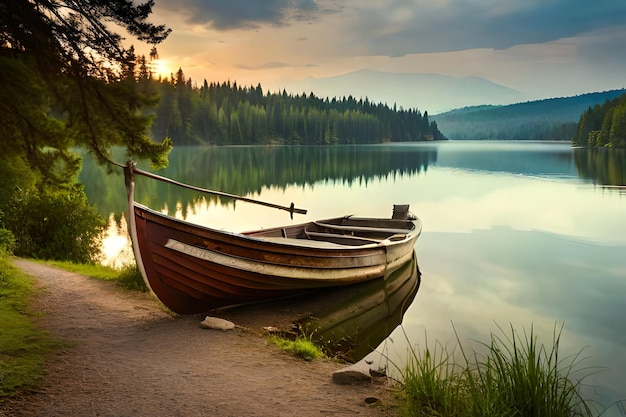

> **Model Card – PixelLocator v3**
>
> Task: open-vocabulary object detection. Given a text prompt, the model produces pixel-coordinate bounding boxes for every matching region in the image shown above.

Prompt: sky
[138,0,626,113]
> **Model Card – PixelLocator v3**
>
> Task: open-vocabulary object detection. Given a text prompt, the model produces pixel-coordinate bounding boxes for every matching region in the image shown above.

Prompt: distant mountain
[431,89,626,140]
[280,69,526,114]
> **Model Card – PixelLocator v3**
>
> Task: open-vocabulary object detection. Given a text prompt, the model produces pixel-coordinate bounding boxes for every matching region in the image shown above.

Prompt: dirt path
[1,259,399,417]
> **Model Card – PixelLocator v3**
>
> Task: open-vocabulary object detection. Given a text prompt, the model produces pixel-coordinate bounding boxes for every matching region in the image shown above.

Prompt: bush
[0,228,15,254]
[2,184,106,263]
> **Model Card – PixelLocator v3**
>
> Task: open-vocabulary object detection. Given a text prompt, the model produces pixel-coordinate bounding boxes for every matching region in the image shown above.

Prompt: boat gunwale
[132,201,421,253]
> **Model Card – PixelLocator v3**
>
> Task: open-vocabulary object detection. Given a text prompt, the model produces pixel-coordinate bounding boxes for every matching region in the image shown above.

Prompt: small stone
[332,363,372,385]
[200,316,235,331]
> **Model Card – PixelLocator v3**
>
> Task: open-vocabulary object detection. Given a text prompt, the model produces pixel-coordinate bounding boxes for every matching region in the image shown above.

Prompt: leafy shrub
[0,228,15,254]
[2,184,106,263]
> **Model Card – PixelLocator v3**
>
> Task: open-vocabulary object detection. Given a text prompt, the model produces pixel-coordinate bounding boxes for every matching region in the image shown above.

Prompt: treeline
[572,93,626,147]
[144,69,445,146]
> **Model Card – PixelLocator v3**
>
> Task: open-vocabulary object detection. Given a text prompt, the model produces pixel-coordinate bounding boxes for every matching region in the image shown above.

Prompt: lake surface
[80,141,626,414]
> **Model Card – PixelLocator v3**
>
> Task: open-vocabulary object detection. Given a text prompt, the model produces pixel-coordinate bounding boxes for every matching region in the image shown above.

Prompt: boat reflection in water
[298,251,421,362]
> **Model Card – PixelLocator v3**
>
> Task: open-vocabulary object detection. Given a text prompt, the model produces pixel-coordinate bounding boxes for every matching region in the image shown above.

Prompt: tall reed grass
[396,323,598,417]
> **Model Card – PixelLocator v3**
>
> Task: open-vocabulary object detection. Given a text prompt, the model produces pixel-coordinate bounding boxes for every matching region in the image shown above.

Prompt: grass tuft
[113,263,148,292]
[396,323,598,417]
[400,337,465,416]
[268,334,324,361]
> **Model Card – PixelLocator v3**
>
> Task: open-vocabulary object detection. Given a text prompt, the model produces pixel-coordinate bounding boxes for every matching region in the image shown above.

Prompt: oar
[125,161,307,218]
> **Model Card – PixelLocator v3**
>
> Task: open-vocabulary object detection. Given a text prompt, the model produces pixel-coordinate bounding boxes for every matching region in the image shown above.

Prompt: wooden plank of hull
[132,203,420,314]
[138,208,391,267]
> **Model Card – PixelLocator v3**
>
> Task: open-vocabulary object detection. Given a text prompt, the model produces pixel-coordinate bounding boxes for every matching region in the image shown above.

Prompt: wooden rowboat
[124,162,422,314]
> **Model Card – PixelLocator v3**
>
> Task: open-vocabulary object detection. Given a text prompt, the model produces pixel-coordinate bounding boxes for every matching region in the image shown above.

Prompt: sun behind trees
[0,0,443,262]
[0,0,172,262]
[0,0,173,183]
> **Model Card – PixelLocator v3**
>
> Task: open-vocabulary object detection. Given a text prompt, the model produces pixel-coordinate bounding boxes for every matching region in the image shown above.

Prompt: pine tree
[0,0,173,183]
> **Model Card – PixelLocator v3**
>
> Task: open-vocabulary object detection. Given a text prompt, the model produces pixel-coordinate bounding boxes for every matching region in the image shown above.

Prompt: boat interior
[244,216,415,247]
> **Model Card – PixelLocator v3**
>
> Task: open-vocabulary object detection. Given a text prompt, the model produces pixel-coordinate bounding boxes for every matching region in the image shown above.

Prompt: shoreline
[2,259,399,417]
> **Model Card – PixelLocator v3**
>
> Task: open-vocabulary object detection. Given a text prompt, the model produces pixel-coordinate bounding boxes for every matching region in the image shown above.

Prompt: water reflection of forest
[573,147,626,187]
[79,144,626,219]
[79,145,438,217]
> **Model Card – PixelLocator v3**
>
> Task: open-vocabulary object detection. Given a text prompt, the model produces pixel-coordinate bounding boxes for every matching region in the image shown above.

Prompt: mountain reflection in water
[298,251,421,362]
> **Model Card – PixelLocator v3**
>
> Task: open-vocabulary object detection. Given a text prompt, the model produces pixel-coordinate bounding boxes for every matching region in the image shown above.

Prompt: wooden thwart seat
[313,221,411,236]
[304,230,381,245]
[257,236,375,248]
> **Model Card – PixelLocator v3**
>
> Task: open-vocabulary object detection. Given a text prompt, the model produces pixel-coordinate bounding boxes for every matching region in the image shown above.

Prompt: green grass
[42,259,119,280]
[396,323,598,417]
[42,260,147,292]
[400,337,465,416]
[268,334,325,361]
[0,253,67,397]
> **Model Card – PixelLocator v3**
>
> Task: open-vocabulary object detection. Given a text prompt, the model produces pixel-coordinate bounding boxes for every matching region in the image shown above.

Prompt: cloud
[340,0,626,56]
[575,24,626,67]
[158,0,319,30]
[155,0,626,56]
[150,0,626,103]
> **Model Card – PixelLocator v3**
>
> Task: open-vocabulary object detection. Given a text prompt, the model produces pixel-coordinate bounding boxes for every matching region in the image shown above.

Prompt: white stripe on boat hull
[164,238,387,281]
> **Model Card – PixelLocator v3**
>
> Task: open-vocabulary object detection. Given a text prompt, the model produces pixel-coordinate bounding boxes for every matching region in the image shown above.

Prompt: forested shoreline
[142,68,446,146]
[572,93,626,147]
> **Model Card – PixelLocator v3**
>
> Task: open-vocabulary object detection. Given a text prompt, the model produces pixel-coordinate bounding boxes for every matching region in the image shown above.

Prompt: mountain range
[431,89,626,140]
[280,69,625,141]
[280,69,525,114]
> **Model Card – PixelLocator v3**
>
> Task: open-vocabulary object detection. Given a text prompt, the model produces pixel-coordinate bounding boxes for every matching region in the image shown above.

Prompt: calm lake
[80,141,626,414]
